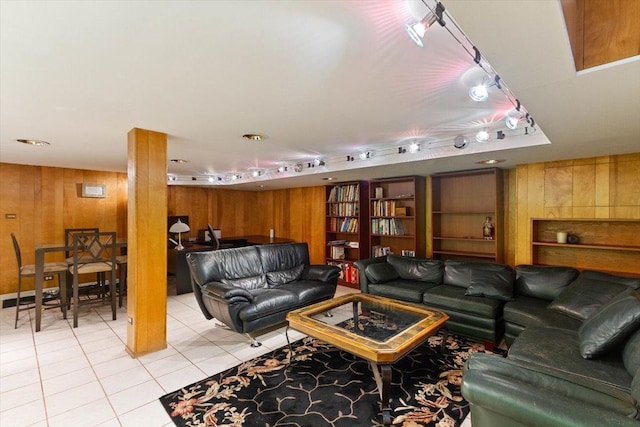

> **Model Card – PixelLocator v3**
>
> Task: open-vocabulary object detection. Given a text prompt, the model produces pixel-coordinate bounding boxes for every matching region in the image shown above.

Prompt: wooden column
[126,128,168,357]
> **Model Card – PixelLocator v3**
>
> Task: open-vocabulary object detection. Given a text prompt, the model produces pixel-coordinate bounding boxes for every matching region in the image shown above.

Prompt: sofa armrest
[301,265,340,283]
[354,256,388,294]
[462,353,639,425]
[202,281,254,303]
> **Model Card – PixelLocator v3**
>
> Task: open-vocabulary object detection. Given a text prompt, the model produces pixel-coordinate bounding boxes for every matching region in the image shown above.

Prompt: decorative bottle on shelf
[483,216,494,240]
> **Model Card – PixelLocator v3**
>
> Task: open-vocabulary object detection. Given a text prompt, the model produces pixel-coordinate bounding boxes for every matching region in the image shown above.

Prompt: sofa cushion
[256,242,310,272]
[222,274,268,290]
[504,296,582,331]
[266,265,304,287]
[369,279,439,303]
[579,289,640,359]
[623,329,640,377]
[465,269,514,301]
[238,288,299,322]
[508,327,633,390]
[547,275,630,320]
[387,255,443,283]
[515,265,580,301]
[278,280,336,305]
[365,263,399,284]
[423,285,504,317]
[443,260,512,289]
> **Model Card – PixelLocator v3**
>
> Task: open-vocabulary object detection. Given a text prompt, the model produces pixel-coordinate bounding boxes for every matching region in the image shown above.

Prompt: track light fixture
[251,170,263,178]
[405,2,446,47]
[475,130,490,142]
[453,135,469,149]
[294,163,303,173]
[468,75,502,102]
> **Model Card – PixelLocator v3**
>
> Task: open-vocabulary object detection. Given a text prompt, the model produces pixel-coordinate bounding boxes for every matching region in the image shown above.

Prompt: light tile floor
[0,285,472,427]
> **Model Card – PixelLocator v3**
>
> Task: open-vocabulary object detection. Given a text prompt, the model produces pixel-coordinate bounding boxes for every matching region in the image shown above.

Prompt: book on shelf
[375,187,384,198]
[327,184,360,203]
[345,241,359,248]
[330,246,345,259]
[371,245,392,257]
[401,250,415,257]
[327,261,360,284]
[371,218,405,235]
[327,239,346,246]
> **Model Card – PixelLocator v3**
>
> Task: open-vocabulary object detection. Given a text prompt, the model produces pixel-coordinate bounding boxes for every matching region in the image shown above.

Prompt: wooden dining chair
[63,227,101,304]
[115,253,127,308]
[68,231,117,328]
[10,233,68,329]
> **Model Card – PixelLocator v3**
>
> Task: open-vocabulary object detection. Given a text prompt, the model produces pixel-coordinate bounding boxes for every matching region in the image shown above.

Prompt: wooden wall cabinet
[531,218,640,276]
[369,176,426,259]
[430,168,504,262]
[325,181,369,288]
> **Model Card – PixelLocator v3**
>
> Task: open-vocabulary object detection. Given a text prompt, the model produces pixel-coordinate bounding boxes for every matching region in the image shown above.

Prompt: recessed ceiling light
[17,139,50,146]
[322,177,335,181]
[242,134,267,141]
[170,159,189,164]
[476,159,505,165]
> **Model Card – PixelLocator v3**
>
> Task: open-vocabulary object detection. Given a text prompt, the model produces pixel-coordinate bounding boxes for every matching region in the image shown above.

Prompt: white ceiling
[1,0,638,190]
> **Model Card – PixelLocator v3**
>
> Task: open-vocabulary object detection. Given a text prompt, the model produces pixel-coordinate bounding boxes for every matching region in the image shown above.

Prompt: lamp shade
[169,219,190,233]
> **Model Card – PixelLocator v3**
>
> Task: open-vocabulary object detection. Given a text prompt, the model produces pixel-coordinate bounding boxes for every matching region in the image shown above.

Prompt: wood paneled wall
[167,185,326,263]
[514,153,640,265]
[0,162,327,296]
[0,163,128,295]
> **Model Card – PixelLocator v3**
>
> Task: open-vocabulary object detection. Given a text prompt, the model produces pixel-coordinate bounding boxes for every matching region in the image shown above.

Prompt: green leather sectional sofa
[354,255,640,425]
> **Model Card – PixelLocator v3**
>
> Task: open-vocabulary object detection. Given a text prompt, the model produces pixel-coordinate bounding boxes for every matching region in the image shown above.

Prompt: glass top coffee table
[286,293,449,425]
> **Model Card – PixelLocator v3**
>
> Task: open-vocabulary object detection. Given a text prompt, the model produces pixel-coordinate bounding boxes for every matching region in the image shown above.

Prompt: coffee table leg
[370,362,392,425]
[440,327,448,353]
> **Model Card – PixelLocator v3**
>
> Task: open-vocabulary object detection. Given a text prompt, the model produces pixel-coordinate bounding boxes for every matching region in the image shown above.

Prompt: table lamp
[169,219,190,250]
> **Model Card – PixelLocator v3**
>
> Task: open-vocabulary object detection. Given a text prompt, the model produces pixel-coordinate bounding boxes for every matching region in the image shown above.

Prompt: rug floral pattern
[160,331,503,427]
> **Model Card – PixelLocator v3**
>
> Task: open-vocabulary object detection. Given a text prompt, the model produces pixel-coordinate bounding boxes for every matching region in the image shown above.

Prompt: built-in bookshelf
[369,176,425,258]
[430,168,503,263]
[325,181,369,289]
[531,218,640,276]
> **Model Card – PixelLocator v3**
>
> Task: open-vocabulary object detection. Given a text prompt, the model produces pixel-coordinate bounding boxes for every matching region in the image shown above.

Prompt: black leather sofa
[354,255,515,343]
[462,268,640,426]
[186,242,340,346]
[355,256,640,424]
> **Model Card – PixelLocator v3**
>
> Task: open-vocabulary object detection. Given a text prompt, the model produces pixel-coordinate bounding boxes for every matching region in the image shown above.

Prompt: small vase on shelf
[483,216,494,240]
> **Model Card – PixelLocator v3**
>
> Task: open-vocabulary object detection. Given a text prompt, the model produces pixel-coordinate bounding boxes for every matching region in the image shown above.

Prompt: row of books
[327,184,360,202]
[327,202,359,216]
[327,261,360,284]
[328,217,359,233]
[371,218,405,235]
[371,245,391,257]
[372,200,397,216]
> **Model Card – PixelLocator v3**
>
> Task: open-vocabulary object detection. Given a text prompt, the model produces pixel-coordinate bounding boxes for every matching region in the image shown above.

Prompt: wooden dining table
[34,240,126,332]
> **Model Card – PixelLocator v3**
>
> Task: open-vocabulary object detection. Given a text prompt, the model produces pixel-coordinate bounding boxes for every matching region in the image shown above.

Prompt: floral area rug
[159,330,505,427]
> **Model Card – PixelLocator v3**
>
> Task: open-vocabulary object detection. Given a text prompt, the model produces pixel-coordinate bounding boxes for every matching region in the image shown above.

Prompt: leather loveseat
[187,242,340,346]
[462,267,640,426]
[354,255,515,343]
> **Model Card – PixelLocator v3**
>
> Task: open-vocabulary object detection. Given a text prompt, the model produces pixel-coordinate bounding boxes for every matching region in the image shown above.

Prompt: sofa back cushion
[365,263,399,284]
[443,260,512,289]
[515,265,580,301]
[582,270,640,290]
[221,275,268,290]
[257,243,309,272]
[187,246,264,286]
[387,254,443,283]
[465,269,515,301]
[548,272,638,320]
[578,289,640,359]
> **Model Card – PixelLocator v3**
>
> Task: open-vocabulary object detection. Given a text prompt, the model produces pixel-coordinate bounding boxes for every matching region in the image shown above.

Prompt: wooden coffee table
[286,293,449,425]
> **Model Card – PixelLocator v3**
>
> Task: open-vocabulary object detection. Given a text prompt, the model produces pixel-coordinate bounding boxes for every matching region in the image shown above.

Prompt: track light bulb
[469,84,489,102]
[405,3,445,47]
[475,130,490,142]
[409,142,421,153]
[453,135,470,149]
[505,115,520,130]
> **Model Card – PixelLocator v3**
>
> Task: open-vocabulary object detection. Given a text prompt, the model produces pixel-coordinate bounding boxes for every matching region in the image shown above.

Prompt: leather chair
[10,233,68,329]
